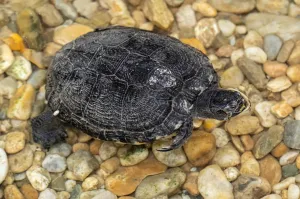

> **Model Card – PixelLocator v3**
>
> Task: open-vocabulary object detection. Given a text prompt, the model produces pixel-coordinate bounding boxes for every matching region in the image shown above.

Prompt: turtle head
[193,88,250,120]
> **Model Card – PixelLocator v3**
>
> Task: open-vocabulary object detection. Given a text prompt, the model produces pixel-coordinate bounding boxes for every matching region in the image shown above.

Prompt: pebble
[240,151,260,176]
[259,155,282,186]
[36,3,64,27]
[220,66,244,89]
[284,120,300,149]
[73,0,98,18]
[8,144,33,173]
[67,150,99,181]
[198,164,233,199]
[225,115,261,135]
[100,157,120,174]
[212,143,240,168]
[117,145,148,166]
[88,189,117,199]
[72,143,89,152]
[280,151,299,166]
[282,163,299,178]
[7,84,35,120]
[58,191,70,199]
[16,9,44,51]
[244,30,264,49]
[0,77,17,99]
[192,2,217,17]
[237,56,268,90]
[27,70,47,89]
[261,194,282,199]
[267,76,292,92]
[0,148,8,184]
[255,101,277,127]
[51,176,66,191]
[6,56,32,81]
[0,44,14,75]
[105,153,167,196]
[142,0,174,30]
[217,20,235,37]
[153,140,187,167]
[276,40,295,63]
[233,175,271,199]
[263,61,288,78]
[65,179,76,192]
[183,172,199,196]
[42,154,67,173]
[273,177,296,192]
[253,125,284,159]
[195,18,219,48]
[14,172,26,181]
[216,45,237,57]
[271,102,293,118]
[183,131,216,167]
[165,0,184,7]
[82,176,99,191]
[288,184,300,199]
[99,141,117,161]
[4,184,24,199]
[235,25,247,35]
[287,65,300,82]
[241,135,254,151]
[245,47,267,64]
[26,165,51,191]
[5,131,25,154]
[211,128,230,148]
[49,143,72,157]
[208,0,255,13]
[231,49,245,66]
[288,41,300,65]
[53,24,93,46]
[176,5,196,32]
[89,140,102,155]
[264,34,283,60]
[135,168,186,199]
[20,184,38,199]
[203,119,224,132]
[53,0,77,20]
[39,188,57,199]
[256,0,289,14]
[272,142,290,158]
[296,107,300,120]
[224,167,240,182]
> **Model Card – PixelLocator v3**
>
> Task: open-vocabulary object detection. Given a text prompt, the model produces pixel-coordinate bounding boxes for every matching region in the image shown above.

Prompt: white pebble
[295,106,300,120]
[288,184,300,199]
[231,49,245,66]
[235,25,247,35]
[65,179,76,192]
[279,150,299,166]
[0,44,14,75]
[254,101,277,128]
[245,47,267,64]
[218,19,236,37]
[223,166,239,182]
[267,76,292,93]
[211,128,230,147]
[42,154,67,173]
[39,188,57,199]
[273,177,296,192]
[6,56,32,81]
[176,5,196,31]
[0,148,8,184]
[14,172,26,181]
[261,194,282,199]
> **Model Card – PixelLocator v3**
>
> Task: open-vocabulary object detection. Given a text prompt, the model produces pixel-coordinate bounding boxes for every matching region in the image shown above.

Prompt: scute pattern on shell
[46,26,217,143]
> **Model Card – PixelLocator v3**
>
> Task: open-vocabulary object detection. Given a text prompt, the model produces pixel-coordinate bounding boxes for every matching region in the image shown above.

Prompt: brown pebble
[241,135,254,151]
[215,45,237,57]
[277,39,295,63]
[271,142,289,158]
[296,155,300,169]
[5,131,26,154]
[288,41,300,65]
[180,162,194,173]
[72,143,89,152]
[183,172,200,196]
[263,61,287,78]
[259,155,282,186]
[21,184,38,199]
[90,139,102,155]
[287,64,300,82]
[100,157,120,174]
[4,184,24,199]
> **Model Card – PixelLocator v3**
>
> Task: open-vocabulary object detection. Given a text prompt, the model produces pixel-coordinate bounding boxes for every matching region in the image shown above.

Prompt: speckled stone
[282,163,299,178]
[26,165,51,191]
[264,34,283,60]
[8,144,33,173]
[284,120,300,149]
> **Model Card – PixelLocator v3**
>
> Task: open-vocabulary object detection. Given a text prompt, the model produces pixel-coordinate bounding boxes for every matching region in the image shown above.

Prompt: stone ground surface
[0,0,300,199]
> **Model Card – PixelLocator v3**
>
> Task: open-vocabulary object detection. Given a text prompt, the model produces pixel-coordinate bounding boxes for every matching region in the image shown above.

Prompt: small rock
[271,102,293,118]
[26,165,51,191]
[36,3,64,27]
[100,157,120,174]
[254,101,277,127]
[287,65,300,82]
[0,44,14,75]
[57,191,70,199]
[288,184,300,199]
[20,184,39,199]
[284,120,300,149]
[231,49,245,66]
[135,168,186,199]
[4,184,24,199]
[89,140,102,155]
[82,176,99,191]
[225,115,261,135]
[220,66,244,88]
[245,47,267,64]
[8,144,33,173]
[211,128,230,148]
[273,177,296,192]
[53,0,77,20]
[176,5,196,33]
[53,24,93,46]
[240,151,260,176]
[198,164,234,199]
[165,0,184,7]
[67,150,99,181]
[73,0,98,18]
[116,145,149,166]
[296,106,300,120]
[261,194,282,199]
[0,148,8,184]
[7,84,35,120]
[218,20,236,37]
[237,56,267,90]
[272,142,290,158]
[153,140,187,167]
[288,41,300,65]
[208,0,255,13]
[216,45,237,58]
[6,56,32,81]
[264,34,283,60]
[244,30,264,49]
[253,125,284,159]
[5,131,25,154]
[267,76,292,92]
[235,25,247,35]
[142,0,174,30]
[256,0,289,15]
[72,143,89,152]
[0,77,17,99]
[277,40,295,63]
[51,176,66,191]
[195,18,219,48]
[22,48,44,69]
[27,69,47,89]
[280,150,299,166]
[65,180,76,192]
[281,85,300,107]
[224,167,240,182]
[282,163,299,178]
[88,189,117,199]
[70,184,81,198]
[183,131,216,167]
[42,154,67,173]
[203,119,224,132]
[212,143,240,168]
[49,143,72,157]
[183,172,199,196]
[231,135,246,154]
[259,155,282,186]
[99,141,117,161]
[39,188,57,199]
[10,0,47,11]
[241,135,254,151]
[263,61,288,78]
[192,2,217,17]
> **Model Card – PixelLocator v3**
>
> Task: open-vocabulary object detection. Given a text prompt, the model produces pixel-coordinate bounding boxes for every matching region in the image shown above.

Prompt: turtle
[31,26,249,151]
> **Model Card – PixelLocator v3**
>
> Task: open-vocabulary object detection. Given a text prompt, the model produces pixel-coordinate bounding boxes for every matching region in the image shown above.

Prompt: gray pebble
[284,120,300,149]
[264,34,283,60]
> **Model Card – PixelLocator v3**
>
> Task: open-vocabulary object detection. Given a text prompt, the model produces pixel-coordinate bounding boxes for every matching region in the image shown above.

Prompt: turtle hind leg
[31,110,67,149]
[157,117,193,152]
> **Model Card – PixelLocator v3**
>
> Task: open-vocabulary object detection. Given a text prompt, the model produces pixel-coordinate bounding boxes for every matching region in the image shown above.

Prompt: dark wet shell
[46,26,217,142]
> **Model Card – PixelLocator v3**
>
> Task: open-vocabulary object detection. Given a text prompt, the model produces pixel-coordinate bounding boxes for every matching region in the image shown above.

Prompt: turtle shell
[46,26,218,143]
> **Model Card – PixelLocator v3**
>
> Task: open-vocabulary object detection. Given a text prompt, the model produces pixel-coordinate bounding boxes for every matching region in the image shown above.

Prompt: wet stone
[42,154,67,173]
[20,184,38,199]
[118,145,149,166]
[5,56,32,81]
[99,141,117,161]
[224,167,240,182]
[51,176,66,191]
[176,5,196,33]
[212,143,240,168]
[264,34,283,61]
[220,66,244,89]
[284,120,300,149]
[49,143,72,157]
[8,144,33,173]
[279,150,299,166]
[282,163,299,178]
[26,165,51,191]
[195,18,219,48]
[208,0,255,14]
[36,3,64,27]
[245,47,267,64]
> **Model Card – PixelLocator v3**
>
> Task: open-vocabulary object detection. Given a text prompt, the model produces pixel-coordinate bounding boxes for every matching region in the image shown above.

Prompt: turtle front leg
[157,117,193,152]
[31,110,67,149]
